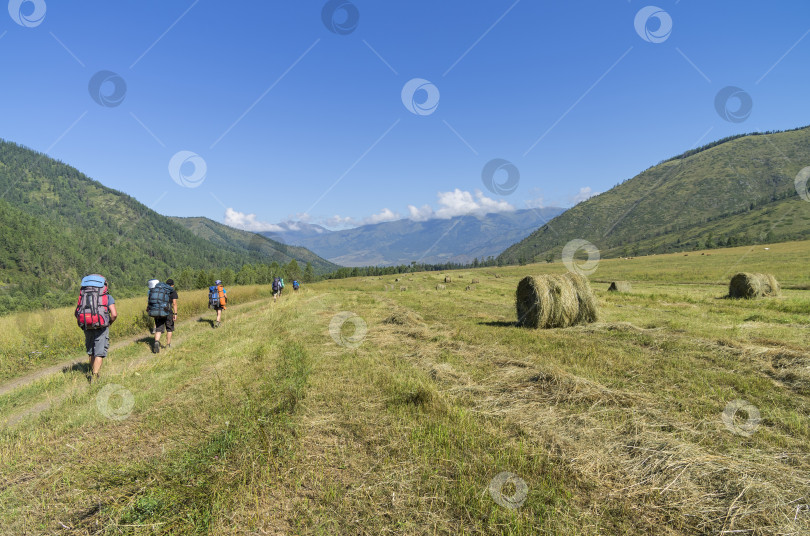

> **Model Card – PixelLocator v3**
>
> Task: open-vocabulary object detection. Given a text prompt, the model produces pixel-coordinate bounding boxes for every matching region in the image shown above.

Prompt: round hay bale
[516,273,599,328]
[400,286,407,291]
[465,285,472,291]
[436,284,446,290]
[444,276,452,283]
[729,273,780,298]
[608,281,632,292]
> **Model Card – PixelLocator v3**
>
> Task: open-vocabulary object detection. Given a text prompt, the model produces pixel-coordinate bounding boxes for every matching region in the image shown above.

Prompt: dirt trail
[0,312,207,399]
[0,292,328,428]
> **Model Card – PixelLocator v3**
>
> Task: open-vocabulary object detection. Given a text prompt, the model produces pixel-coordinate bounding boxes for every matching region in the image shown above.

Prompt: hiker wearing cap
[75,274,118,382]
[149,279,178,353]
[208,280,227,328]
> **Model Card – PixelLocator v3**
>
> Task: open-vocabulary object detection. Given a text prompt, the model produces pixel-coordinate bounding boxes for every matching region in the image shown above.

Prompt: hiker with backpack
[75,274,118,383]
[272,276,281,302]
[209,280,227,327]
[293,280,300,292]
[147,278,178,353]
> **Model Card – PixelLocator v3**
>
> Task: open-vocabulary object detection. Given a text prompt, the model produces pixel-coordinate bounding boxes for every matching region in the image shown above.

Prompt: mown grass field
[1,241,809,534]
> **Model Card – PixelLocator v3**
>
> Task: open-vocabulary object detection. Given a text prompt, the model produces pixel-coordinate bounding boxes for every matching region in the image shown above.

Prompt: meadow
[0,240,809,534]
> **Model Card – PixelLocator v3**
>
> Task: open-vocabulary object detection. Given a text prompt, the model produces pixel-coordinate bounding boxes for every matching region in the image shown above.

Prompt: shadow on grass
[197,318,215,328]
[63,361,90,375]
[480,320,518,328]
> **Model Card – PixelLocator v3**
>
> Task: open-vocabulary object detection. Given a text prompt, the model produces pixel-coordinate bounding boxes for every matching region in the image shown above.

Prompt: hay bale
[495,274,502,279]
[400,286,407,291]
[444,276,452,283]
[465,285,472,291]
[608,281,632,292]
[471,278,480,284]
[729,273,780,298]
[436,284,446,291]
[516,273,599,328]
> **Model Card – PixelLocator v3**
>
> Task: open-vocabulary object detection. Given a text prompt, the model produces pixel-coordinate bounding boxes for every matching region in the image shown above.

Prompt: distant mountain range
[0,140,336,313]
[499,126,810,263]
[261,208,565,266]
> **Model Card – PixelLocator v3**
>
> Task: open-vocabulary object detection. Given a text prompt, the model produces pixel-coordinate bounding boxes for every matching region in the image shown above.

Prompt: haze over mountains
[260,208,566,267]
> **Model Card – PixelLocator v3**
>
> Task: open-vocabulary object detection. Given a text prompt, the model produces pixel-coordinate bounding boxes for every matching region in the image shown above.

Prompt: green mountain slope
[170,216,338,274]
[499,127,810,263]
[0,140,336,313]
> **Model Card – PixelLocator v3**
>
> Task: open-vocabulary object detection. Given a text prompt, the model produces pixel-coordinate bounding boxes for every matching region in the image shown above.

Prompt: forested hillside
[0,140,336,313]
[500,127,810,263]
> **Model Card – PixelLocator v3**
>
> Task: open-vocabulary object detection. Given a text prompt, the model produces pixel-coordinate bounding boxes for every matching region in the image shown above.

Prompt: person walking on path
[209,279,227,328]
[75,274,118,383]
[272,276,281,302]
[151,279,178,353]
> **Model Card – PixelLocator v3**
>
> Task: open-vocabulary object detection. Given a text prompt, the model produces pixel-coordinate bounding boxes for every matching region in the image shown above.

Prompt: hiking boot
[153,340,160,354]
[215,321,221,328]
[165,344,171,349]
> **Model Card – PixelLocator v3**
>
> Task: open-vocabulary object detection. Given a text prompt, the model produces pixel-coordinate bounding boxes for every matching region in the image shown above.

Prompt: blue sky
[1,1,809,230]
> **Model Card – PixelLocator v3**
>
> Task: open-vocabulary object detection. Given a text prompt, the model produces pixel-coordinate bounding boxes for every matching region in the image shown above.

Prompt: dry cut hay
[444,276,452,283]
[516,273,599,328]
[471,278,480,284]
[728,272,780,299]
[383,308,425,327]
[608,281,632,292]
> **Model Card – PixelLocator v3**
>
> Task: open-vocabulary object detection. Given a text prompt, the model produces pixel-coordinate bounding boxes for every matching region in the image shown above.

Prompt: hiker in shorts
[152,279,178,353]
[210,280,226,328]
[76,274,118,383]
[272,276,281,302]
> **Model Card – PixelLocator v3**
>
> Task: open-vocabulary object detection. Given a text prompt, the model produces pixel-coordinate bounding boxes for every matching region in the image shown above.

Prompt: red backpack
[75,274,111,330]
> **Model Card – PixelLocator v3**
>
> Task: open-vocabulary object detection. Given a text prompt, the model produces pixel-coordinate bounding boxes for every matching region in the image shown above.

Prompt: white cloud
[323,214,356,228]
[407,204,434,221]
[224,208,284,232]
[571,187,598,204]
[365,208,400,225]
[408,189,514,220]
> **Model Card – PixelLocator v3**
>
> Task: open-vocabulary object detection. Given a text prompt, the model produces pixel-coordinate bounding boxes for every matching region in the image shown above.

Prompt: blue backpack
[147,282,173,317]
[209,285,220,307]
[272,278,280,292]
[293,280,299,290]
